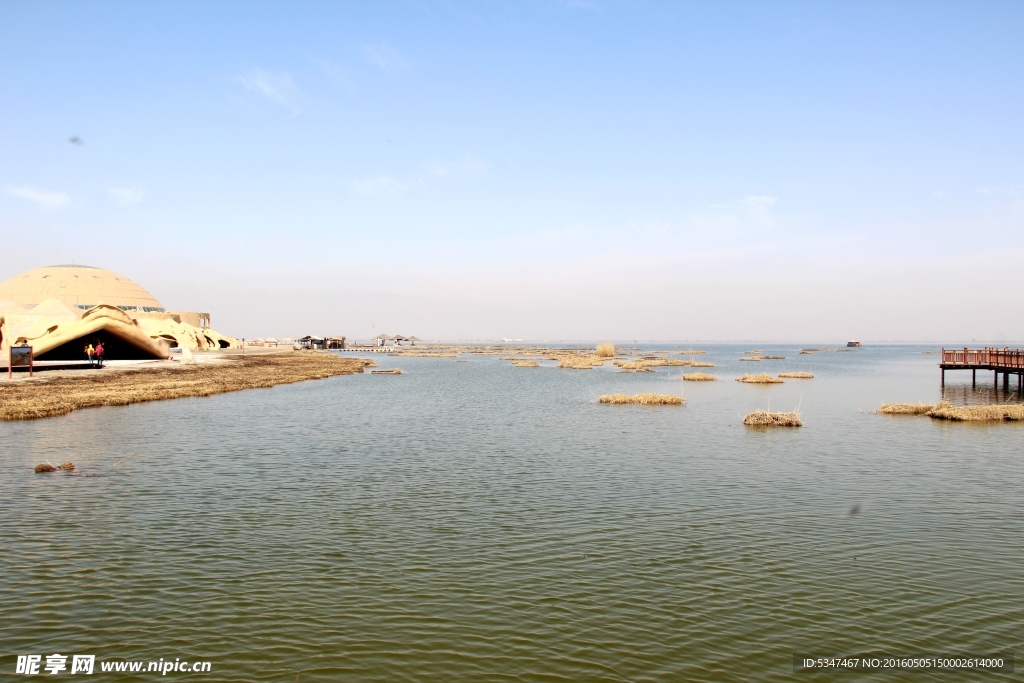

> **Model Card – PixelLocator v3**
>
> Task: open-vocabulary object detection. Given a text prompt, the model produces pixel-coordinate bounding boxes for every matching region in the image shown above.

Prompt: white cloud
[976,185,1021,197]
[740,195,777,215]
[350,157,488,197]
[5,186,68,208]
[362,43,407,74]
[238,69,302,114]
[426,157,490,177]
[349,176,415,197]
[314,58,357,88]
[107,187,143,206]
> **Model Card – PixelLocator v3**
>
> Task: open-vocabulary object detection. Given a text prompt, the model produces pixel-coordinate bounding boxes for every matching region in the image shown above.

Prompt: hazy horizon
[3,1,1022,341]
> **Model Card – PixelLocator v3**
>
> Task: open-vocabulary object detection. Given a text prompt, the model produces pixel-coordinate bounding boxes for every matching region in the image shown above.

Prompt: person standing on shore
[85,343,95,368]
[95,341,105,368]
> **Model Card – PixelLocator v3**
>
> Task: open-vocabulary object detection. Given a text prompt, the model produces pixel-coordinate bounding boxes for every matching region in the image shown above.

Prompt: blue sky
[2,1,1022,340]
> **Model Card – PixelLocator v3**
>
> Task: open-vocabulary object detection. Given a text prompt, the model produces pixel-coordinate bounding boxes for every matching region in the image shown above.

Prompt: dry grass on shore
[0,352,375,421]
[743,410,802,427]
[878,403,937,415]
[595,343,616,358]
[599,393,684,405]
[681,372,717,381]
[738,373,784,384]
[778,372,814,379]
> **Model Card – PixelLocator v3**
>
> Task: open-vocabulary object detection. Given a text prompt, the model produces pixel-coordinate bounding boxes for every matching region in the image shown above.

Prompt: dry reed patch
[681,372,717,381]
[615,359,692,370]
[372,368,403,374]
[739,357,762,362]
[599,393,684,405]
[557,357,597,369]
[595,343,616,358]
[511,360,539,367]
[0,352,374,421]
[877,403,937,415]
[675,349,707,355]
[778,372,814,379]
[738,373,784,384]
[927,403,1024,422]
[743,410,802,427]
[390,351,458,357]
[759,355,785,360]
[744,350,762,354]
[689,361,715,367]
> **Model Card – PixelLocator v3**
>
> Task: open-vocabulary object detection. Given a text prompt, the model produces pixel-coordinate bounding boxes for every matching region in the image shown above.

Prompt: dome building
[0,264,166,312]
[0,265,237,361]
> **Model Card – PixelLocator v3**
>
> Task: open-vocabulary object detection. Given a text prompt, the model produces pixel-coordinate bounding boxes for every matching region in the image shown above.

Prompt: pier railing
[941,347,1024,369]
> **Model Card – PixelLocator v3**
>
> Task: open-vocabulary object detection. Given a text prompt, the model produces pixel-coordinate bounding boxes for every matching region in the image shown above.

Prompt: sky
[2,0,1022,342]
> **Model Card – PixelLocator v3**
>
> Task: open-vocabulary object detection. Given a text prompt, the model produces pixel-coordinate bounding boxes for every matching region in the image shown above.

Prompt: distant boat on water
[847,340,862,347]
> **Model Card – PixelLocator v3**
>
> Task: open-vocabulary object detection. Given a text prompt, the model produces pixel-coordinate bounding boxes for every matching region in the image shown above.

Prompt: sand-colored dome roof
[0,265,165,312]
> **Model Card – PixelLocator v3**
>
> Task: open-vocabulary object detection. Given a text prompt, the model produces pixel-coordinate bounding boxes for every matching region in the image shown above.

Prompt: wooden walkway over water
[941,347,1024,391]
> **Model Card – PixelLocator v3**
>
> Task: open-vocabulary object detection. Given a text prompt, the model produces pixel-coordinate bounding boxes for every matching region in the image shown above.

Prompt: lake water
[2,345,1022,681]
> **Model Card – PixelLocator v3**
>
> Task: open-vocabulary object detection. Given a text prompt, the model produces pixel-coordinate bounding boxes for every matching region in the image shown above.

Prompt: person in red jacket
[94,341,105,368]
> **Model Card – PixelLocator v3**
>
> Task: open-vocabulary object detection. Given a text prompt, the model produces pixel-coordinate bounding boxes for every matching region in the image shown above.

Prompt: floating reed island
[0,351,375,421]
[681,372,717,381]
[929,403,1024,421]
[743,409,802,427]
[737,373,784,384]
[878,403,936,415]
[614,358,704,372]
[778,372,814,379]
[511,359,539,367]
[599,393,684,405]
[879,402,1024,421]
[371,368,403,374]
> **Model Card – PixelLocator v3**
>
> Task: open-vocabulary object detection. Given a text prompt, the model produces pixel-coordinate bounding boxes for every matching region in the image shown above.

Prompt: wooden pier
[940,347,1024,392]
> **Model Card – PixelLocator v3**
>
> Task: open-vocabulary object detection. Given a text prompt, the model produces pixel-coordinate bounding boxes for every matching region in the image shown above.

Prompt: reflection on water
[942,382,1023,406]
[2,345,1022,682]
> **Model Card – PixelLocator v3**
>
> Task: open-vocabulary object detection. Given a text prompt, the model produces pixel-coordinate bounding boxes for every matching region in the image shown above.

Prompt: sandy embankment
[0,351,375,421]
